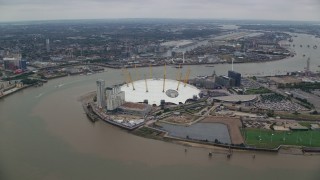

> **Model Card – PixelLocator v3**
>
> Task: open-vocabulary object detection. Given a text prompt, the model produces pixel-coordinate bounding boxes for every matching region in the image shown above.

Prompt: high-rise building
[228,71,241,87]
[46,39,50,52]
[106,86,125,111]
[305,57,311,76]
[96,79,105,108]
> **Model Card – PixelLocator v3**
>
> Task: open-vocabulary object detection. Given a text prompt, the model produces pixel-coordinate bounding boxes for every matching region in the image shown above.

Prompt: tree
[293,111,300,115]
[311,110,318,115]
[266,110,274,117]
[252,76,257,80]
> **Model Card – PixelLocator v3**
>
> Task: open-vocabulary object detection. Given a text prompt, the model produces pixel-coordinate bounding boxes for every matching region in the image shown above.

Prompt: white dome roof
[120,79,201,106]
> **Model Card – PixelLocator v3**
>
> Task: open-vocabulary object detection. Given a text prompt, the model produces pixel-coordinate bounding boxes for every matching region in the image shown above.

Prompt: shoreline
[0,85,31,99]
[80,56,294,70]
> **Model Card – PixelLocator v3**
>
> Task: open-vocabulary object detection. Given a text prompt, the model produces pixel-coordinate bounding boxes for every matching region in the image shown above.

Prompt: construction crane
[163,63,166,92]
[144,74,148,92]
[183,67,191,87]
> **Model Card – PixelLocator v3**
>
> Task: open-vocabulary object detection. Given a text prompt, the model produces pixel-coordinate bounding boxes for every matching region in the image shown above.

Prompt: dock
[302,147,320,153]
[82,103,99,122]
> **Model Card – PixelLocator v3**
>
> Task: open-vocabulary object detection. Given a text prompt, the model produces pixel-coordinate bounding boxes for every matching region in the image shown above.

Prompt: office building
[228,70,241,87]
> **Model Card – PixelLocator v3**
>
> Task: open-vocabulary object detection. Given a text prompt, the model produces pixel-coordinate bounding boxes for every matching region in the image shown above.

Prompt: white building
[96,79,105,108]
[0,81,11,90]
[106,86,125,111]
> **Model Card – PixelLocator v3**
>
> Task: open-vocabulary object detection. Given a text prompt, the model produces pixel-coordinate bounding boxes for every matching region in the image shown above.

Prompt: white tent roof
[120,79,200,106]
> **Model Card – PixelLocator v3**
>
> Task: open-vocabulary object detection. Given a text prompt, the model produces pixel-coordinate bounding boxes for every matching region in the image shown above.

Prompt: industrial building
[96,79,105,108]
[106,86,125,111]
[3,53,27,71]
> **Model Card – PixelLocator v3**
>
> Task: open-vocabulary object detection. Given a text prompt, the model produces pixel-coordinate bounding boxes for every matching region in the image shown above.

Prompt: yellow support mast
[128,72,135,90]
[144,74,148,92]
[183,67,191,87]
[149,64,152,79]
[134,64,140,81]
[176,64,181,81]
[163,63,166,93]
[176,72,182,91]
[124,68,135,90]
[123,68,129,87]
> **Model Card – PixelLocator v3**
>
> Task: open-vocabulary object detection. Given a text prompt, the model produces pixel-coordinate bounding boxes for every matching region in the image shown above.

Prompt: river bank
[0,85,31,99]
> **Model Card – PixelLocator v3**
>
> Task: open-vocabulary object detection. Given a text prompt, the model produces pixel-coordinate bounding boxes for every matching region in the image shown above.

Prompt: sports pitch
[243,128,320,149]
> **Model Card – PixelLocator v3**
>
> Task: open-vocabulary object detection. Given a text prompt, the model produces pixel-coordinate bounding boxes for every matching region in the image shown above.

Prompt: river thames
[1,33,320,180]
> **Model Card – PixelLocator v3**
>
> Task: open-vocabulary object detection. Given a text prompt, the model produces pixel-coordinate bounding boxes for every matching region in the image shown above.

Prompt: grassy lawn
[276,112,320,121]
[243,128,320,149]
[132,127,164,140]
[299,122,312,128]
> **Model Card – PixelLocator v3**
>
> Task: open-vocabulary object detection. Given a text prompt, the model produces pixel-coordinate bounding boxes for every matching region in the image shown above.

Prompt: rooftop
[213,95,257,102]
[120,102,149,110]
[120,78,200,106]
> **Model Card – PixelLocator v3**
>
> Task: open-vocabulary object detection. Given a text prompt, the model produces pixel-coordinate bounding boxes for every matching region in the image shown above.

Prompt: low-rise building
[118,102,151,117]
[311,124,320,131]
[215,75,235,88]
[0,81,11,90]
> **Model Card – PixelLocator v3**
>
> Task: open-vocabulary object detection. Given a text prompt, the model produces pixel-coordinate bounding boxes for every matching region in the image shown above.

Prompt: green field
[243,128,320,149]
[276,112,320,121]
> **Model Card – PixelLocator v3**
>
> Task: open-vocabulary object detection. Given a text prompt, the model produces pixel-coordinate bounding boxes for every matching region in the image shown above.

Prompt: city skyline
[0,0,320,22]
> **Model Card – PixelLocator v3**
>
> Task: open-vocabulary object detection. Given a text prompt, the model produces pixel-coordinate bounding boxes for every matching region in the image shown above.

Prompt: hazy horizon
[0,0,319,22]
[1,18,320,24]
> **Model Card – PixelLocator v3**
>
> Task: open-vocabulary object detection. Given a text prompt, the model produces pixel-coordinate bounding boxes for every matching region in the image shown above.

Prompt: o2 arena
[120,78,201,106]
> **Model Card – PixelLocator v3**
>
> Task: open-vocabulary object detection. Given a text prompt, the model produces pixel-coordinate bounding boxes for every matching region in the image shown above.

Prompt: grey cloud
[0,0,319,21]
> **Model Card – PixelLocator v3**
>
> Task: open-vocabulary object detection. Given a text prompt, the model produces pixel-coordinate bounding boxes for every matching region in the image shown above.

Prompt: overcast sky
[0,0,319,22]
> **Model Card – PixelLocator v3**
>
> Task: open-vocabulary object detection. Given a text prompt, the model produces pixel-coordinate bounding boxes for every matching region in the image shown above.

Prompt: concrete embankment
[0,85,31,99]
